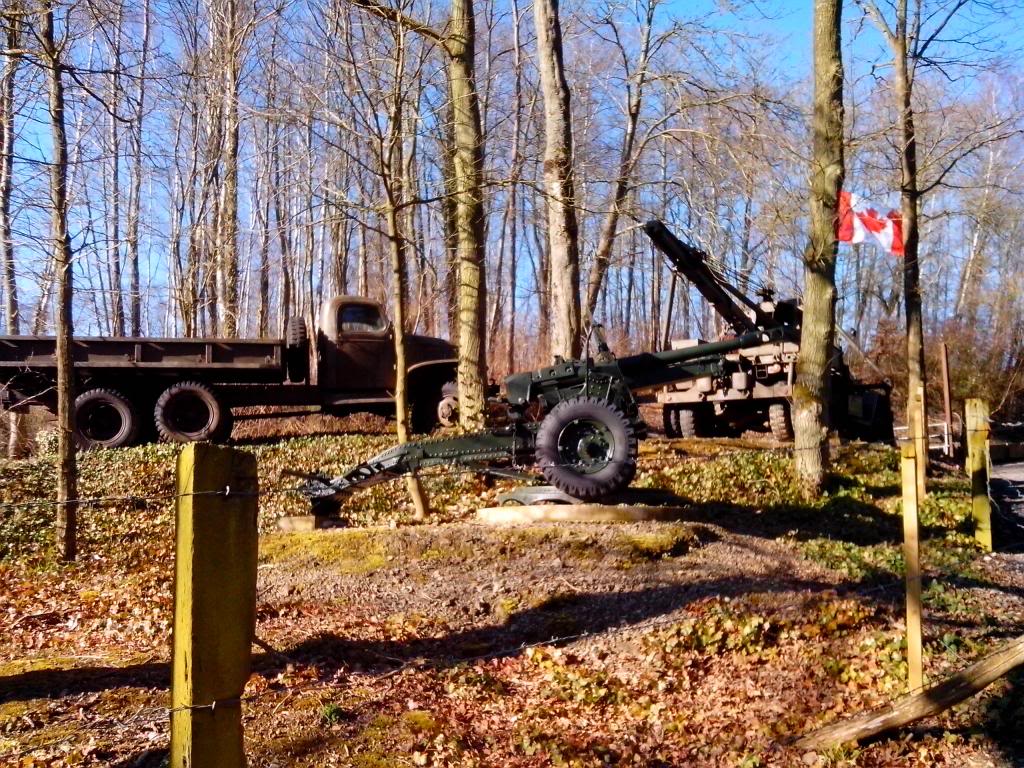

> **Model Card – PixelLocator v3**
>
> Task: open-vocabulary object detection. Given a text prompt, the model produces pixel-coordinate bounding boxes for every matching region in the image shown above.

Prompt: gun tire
[74,388,139,450]
[154,381,229,443]
[768,402,793,442]
[536,397,638,501]
[284,316,310,383]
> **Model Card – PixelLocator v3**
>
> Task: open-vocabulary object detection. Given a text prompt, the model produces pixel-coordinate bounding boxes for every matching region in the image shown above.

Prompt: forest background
[1,0,1022,422]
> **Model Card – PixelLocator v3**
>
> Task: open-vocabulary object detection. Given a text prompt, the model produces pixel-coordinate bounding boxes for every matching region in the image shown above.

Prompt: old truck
[0,296,457,449]
[644,221,894,443]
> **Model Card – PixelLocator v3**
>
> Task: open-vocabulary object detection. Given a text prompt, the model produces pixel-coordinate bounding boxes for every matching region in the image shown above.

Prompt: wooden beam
[965,398,992,551]
[171,443,258,768]
[901,441,923,692]
[796,635,1024,751]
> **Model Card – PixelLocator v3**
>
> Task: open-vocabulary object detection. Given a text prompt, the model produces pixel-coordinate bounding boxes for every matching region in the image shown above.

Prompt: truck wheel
[769,402,793,442]
[663,405,681,438]
[676,405,711,438]
[154,381,228,443]
[437,381,459,428]
[74,388,139,450]
[284,317,309,383]
[535,397,638,501]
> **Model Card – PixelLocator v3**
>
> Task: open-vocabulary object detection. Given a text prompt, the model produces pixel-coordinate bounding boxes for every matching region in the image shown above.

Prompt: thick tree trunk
[533,0,580,360]
[793,0,844,495]
[447,0,488,431]
[42,0,78,561]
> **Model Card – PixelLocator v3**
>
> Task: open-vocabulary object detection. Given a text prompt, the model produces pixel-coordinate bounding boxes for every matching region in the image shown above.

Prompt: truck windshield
[339,304,386,333]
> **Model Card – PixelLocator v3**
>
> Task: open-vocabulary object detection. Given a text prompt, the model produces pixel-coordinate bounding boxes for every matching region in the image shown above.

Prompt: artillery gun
[644,220,893,443]
[300,325,786,514]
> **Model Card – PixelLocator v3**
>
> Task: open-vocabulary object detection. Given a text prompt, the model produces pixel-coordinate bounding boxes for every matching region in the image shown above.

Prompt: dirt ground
[3,436,1024,767]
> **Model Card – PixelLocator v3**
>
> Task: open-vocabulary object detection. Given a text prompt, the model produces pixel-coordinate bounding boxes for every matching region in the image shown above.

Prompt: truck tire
[663,405,681,438]
[437,380,459,428]
[769,402,793,442]
[676,405,711,438]
[74,388,139,450]
[284,317,309,383]
[154,381,229,443]
[535,397,638,501]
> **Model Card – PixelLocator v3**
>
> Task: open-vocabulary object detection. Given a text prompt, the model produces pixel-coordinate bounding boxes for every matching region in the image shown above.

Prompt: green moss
[401,709,440,735]
[618,525,694,560]
[260,530,390,573]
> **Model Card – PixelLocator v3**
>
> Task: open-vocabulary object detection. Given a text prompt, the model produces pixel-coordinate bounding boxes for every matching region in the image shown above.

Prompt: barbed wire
[0,440,882,513]
[6,436,1024,760]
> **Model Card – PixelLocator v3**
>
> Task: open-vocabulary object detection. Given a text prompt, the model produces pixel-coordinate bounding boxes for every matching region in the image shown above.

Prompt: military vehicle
[644,220,893,443]
[298,221,893,514]
[0,296,457,448]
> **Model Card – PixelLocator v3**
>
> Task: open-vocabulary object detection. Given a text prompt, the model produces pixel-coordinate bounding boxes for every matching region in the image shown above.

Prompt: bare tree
[533,0,581,359]
[38,0,78,559]
[349,0,488,430]
[1,3,24,457]
[794,0,844,494]
[583,0,660,324]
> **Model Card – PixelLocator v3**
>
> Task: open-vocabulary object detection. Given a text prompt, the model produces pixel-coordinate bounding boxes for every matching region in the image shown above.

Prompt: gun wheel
[536,397,638,501]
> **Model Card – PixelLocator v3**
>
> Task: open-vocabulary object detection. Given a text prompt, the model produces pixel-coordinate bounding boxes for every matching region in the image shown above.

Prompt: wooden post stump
[171,443,258,768]
[965,399,992,552]
[900,442,923,693]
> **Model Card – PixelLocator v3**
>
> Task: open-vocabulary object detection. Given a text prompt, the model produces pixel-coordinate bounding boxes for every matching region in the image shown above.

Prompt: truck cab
[316,297,458,431]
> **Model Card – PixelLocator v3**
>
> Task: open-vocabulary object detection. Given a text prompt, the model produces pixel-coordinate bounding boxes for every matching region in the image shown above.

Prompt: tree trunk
[892,23,926,429]
[1,8,25,458]
[583,3,653,324]
[793,0,844,495]
[216,0,242,337]
[126,0,150,336]
[383,56,430,520]
[533,0,580,360]
[105,2,125,336]
[447,0,488,431]
[41,0,78,561]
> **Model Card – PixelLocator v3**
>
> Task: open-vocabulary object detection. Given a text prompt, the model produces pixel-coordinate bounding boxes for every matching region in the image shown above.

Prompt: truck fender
[406,358,458,380]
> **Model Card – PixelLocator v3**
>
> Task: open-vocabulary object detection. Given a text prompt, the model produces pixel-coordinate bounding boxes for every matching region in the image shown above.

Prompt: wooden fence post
[911,385,927,500]
[901,441,923,693]
[965,398,992,552]
[171,443,258,768]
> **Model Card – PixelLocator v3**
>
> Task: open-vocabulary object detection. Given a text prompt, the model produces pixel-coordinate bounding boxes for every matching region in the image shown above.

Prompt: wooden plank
[911,386,927,500]
[796,635,1024,751]
[965,399,992,551]
[901,442,923,693]
[171,444,258,768]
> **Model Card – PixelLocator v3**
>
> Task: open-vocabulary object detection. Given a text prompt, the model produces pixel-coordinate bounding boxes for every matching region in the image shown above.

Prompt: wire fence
[4,434,1024,760]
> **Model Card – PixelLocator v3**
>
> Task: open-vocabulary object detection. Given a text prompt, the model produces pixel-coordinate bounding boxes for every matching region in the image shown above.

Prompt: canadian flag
[837,190,904,256]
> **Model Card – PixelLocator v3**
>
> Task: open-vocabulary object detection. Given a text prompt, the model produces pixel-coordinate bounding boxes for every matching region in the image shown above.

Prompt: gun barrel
[615,330,769,390]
